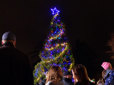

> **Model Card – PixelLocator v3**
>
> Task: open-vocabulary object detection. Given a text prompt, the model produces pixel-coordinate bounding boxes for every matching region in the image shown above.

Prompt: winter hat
[101,62,111,70]
[2,31,16,41]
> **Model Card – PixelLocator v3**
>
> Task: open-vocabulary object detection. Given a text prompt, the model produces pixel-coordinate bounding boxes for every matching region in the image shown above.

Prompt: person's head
[101,62,112,70]
[63,71,72,79]
[1,31,16,47]
[72,64,89,83]
[46,65,63,83]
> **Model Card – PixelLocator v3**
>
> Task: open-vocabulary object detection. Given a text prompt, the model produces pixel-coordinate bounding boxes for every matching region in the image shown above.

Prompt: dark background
[0,0,114,81]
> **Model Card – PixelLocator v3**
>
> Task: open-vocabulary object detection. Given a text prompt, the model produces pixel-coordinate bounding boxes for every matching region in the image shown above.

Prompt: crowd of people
[0,31,114,85]
[39,62,114,85]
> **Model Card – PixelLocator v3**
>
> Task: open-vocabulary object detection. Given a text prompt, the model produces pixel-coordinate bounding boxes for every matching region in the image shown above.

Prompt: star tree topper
[51,7,60,16]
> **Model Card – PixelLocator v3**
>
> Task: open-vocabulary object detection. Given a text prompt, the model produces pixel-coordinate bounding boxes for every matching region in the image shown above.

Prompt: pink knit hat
[101,62,110,70]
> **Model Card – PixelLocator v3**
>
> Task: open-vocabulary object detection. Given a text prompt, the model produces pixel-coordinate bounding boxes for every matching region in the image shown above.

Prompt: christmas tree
[33,7,75,85]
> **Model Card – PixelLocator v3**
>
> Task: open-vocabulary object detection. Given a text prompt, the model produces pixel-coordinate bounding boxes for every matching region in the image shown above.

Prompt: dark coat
[63,78,74,85]
[0,42,33,85]
[104,70,114,85]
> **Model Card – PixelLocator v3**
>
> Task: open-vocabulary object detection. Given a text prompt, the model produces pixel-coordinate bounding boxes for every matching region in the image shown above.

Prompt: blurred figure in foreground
[72,64,95,85]
[45,65,64,85]
[63,71,73,85]
[0,31,33,85]
[101,61,114,85]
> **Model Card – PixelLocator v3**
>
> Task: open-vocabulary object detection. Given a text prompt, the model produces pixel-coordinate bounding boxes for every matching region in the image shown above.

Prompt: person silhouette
[0,31,33,85]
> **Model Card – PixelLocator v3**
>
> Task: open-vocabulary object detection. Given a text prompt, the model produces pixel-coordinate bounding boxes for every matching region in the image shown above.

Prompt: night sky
[0,0,114,81]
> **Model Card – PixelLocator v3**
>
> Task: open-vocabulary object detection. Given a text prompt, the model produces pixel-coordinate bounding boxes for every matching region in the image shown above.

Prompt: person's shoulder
[110,70,114,75]
[0,45,8,50]
[14,48,27,56]
[0,45,15,54]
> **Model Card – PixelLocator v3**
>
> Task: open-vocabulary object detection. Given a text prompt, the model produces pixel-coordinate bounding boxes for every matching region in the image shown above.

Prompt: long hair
[46,65,63,83]
[72,64,90,84]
